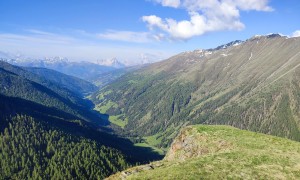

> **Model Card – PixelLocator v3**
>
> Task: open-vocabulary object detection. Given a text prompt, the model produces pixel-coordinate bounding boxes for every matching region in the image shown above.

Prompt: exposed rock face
[106,126,234,179]
[165,126,232,161]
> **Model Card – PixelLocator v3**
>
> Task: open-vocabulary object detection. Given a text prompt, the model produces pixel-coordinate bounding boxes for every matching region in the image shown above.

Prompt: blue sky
[0,0,299,63]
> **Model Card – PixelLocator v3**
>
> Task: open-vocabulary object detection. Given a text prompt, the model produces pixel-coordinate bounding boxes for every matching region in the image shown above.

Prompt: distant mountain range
[96,54,162,68]
[96,58,126,69]
[0,53,160,82]
[0,57,116,80]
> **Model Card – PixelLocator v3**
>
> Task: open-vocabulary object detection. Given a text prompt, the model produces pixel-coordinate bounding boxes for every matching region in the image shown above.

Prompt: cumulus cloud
[292,30,300,37]
[145,0,273,40]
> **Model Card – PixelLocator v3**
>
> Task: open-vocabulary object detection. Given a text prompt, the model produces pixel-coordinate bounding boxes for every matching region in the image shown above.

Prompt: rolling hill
[107,125,300,179]
[92,34,300,148]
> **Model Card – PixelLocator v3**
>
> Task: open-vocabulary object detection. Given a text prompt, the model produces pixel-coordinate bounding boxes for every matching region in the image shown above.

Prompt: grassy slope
[108,125,300,179]
[93,36,300,148]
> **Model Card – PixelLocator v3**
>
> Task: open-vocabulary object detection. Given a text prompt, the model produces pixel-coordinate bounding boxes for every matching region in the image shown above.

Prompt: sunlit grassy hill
[108,125,300,179]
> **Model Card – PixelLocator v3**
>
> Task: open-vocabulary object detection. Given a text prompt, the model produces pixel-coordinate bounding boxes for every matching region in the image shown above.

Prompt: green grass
[108,125,300,179]
[128,80,138,84]
[144,133,163,147]
[109,115,128,128]
[131,133,166,157]
[95,100,118,113]
[141,132,174,154]
[96,90,112,101]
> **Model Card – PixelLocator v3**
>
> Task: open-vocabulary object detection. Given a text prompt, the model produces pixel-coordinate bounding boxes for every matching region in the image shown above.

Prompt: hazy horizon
[1,0,300,63]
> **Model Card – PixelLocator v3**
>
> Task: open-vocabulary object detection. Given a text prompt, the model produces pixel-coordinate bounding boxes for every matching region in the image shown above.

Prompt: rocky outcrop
[106,125,233,179]
[165,126,232,161]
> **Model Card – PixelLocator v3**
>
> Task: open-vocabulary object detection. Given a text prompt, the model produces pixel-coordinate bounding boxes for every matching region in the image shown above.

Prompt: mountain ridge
[93,34,300,148]
[0,61,106,125]
[24,66,97,96]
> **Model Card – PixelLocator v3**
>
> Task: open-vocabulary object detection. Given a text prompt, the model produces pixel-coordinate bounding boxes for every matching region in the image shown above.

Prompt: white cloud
[154,0,180,8]
[292,30,300,37]
[230,0,273,11]
[96,30,153,43]
[26,29,57,36]
[0,32,74,45]
[145,0,273,40]
[0,30,173,62]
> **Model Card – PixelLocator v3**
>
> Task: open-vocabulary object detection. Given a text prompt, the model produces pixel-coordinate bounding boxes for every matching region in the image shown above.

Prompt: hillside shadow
[0,94,164,164]
[85,97,164,163]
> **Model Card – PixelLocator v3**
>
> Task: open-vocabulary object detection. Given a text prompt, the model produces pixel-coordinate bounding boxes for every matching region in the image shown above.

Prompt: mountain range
[96,58,126,69]
[0,60,162,179]
[2,33,300,179]
[1,57,116,81]
[92,34,300,149]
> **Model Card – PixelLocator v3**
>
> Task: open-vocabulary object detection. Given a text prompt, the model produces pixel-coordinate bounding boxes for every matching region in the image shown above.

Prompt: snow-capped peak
[43,56,69,64]
[250,33,286,41]
[96,58,125,68]
[207,40,244,51]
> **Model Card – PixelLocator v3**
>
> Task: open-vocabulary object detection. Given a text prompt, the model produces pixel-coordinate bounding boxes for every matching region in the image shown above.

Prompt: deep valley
[1,34,300,179]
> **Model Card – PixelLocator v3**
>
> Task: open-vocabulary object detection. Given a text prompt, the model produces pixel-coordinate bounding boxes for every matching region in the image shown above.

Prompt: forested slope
[93,35,300,148]
[0,115,128,179]
[25,67,97,96]
[0,64,131,178]
[0,61,104,125]
[0,62,163,179]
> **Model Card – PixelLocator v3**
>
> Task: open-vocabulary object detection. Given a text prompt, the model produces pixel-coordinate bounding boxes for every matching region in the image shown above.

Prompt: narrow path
[269,62,300,85]
[248,52,253,60]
